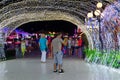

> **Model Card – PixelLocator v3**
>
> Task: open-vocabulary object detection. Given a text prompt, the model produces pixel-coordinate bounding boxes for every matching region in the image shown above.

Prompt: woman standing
[39,33,48,63]
[63,36,68,55]
[21,39,26,57]
[74,38,79,56]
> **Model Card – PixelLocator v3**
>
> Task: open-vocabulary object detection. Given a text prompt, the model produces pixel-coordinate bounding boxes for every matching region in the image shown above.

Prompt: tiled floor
[0,58,120,80]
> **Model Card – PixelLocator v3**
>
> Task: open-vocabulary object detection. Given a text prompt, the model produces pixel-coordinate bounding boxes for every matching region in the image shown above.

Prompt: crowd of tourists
[0,32,87,74]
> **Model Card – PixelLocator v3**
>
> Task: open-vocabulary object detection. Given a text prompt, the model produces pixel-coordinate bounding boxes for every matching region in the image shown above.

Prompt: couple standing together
[39,33,64,73]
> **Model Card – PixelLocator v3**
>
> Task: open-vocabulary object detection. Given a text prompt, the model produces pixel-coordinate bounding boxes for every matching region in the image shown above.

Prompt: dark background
[17,20,77,36]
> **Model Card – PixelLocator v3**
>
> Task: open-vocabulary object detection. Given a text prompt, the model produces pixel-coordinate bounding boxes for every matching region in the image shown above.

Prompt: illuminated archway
[0,1,93,49]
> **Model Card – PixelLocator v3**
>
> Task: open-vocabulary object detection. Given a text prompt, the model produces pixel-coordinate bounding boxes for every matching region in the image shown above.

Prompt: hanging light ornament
[87,12,93,18]
[97,2,103,8]
[94,10,101,16]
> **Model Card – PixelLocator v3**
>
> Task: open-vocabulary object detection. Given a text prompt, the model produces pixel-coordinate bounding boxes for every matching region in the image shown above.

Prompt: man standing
[39,33,48,63]
[0,33,6,61]
[51,33,64,73]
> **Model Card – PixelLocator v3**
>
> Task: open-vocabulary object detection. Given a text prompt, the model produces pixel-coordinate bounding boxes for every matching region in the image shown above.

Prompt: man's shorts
[54,51,63,65]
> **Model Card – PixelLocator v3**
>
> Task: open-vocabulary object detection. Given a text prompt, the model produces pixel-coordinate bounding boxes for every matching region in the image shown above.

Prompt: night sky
[17,20,77,36]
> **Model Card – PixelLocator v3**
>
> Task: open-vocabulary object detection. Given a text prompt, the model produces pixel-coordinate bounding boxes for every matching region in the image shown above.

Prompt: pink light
[77,28,81,33]
[7,41,12,44]
[15,41,21,45]
[8,36,14,39]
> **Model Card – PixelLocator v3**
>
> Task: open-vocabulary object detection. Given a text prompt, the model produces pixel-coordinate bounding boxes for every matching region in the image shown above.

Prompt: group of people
[62,34,84,58]
[15,38,38,58]
[0,32,86,73]
[39,32,85,73]
[39,33,64,73]
[0,36,38,60]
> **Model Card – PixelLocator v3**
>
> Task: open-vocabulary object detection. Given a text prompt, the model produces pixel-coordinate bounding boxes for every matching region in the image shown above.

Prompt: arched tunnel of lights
[85,1,120,68]
[0,0,120,69]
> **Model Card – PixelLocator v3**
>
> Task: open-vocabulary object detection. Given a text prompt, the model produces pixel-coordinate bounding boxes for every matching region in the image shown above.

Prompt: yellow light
[49,32,52,34]
[53,32,55,34]
[94,10,101,16]
[87,12,93,18]
[97,2,103,8]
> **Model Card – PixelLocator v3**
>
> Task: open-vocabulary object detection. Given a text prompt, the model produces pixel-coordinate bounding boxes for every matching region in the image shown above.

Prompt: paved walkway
[0,58,120,80]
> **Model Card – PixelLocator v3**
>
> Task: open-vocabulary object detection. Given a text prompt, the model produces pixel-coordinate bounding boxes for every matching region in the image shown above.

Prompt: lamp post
[87,2,103,52]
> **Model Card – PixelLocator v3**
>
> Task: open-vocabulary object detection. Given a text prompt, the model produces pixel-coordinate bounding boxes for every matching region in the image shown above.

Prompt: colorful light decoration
[15,41,21,44]
[7,41,12,44]
[85,1,120,69]
[8,36,14,39]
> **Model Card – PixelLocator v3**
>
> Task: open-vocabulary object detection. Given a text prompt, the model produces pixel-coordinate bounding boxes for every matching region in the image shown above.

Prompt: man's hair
[55,32,62,37]
[40,30,47,35]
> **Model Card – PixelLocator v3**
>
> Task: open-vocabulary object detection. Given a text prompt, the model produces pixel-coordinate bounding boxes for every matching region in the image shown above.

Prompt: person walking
[21,39,26,57]
[63,36,68,55]
[0,43,6,61]
[68,37,72,56]
[51,33,64,73]
[0,33,6,61]
[15,43,21,58]
[39,33,48,63]
[71,37,75,55]
[78,36,82,58]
